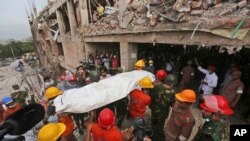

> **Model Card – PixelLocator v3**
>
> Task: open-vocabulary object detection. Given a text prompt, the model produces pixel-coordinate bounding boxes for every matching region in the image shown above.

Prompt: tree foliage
[0,41,36,58]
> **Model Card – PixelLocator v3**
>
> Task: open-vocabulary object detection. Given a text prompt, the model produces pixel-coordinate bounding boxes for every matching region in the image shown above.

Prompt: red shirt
[129,89,151,118]
[91,123,122,141]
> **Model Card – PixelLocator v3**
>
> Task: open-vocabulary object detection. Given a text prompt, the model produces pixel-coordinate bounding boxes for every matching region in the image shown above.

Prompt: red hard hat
[156,70,167,80]
[68,75,77,81]
[60,74,65,81]
[200,95,234,115]
[98,108,115,128]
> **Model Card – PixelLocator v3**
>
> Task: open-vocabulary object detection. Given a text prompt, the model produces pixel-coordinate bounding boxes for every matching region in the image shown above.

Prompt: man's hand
[122,127,134,141]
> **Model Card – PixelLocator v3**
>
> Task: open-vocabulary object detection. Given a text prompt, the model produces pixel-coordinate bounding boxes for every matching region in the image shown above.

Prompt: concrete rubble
[81,1,250,35]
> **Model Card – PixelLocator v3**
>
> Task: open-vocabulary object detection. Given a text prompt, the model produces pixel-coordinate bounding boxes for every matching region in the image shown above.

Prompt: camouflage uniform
[10,91,28,107]
[151,84,175,141]
[193,119,229,141]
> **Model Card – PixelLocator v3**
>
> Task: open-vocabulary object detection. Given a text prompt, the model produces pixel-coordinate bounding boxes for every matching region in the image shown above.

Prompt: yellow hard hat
[134,60,145,70]
[138,77,154,88]
[45,87,63,99]
[175,89,196,103]
[38,123,66,141]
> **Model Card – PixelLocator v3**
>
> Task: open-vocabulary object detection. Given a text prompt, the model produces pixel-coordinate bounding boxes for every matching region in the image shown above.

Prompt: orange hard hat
[200,95,234,115]
[98,108,115,128]
[175,89,196,103]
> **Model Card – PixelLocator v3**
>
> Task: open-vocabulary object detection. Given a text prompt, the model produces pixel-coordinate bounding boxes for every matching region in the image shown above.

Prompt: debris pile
[82,1,250,35]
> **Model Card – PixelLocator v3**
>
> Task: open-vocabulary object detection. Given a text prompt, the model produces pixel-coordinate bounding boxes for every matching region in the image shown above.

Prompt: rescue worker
[221,70,244,108]
[179,60,195,91]
[193,95,233,141]
[2,96,22,120]
[195,58,218,95]
[145,60,155,74]
[134,59,145,70]
[86,69,100,84]
[10,85,28,107]
[38,123,66,141]
[154,69,167,86]
[85,108,123,141]
[45,87,77,141]
[164,89,196,141]
[128,77,153,119]
[151,74,177,141]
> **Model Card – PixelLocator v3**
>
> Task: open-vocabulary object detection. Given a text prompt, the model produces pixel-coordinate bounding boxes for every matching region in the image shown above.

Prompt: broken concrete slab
[157,9,181,22]
[136,18,147,25]
[219,9,233,16]
[238,0,247,9]
[191,10,204,16]
[119,12,134,29]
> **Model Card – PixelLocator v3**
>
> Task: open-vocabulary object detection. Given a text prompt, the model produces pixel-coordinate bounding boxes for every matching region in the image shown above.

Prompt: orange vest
[129,89,151,118]
[59,114,74,137]
[91,123,122,141]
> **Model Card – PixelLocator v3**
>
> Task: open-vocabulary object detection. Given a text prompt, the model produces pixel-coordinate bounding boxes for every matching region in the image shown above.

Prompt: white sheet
[54,70,155,113]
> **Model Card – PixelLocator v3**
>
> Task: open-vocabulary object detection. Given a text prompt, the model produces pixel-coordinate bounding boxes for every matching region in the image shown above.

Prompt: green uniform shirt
[193,119,229,141]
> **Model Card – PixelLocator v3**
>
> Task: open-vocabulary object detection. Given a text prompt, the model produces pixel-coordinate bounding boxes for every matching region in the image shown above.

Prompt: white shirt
[198,66,218,94]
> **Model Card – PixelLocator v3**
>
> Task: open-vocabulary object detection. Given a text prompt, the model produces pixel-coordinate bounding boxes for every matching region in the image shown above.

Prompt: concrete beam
[56,10,66,35]
[84,31,250,46]
[49,0,67,15]
[67,0,77,36]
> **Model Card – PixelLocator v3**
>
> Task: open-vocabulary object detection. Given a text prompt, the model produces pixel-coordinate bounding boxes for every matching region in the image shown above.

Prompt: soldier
[10,84,28,107]
[45,87,77,141]
[193,95,233,141]
[179,60,195,91]
[151,74,177,141]
[164,89,196,141]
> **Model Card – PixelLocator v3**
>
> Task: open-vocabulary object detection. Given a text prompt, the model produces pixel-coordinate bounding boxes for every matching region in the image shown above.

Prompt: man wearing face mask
[164,89,196,141]
[193,95,233,141]
[40,76,55,98]
[145,60,155,74]
[2,96,22,120]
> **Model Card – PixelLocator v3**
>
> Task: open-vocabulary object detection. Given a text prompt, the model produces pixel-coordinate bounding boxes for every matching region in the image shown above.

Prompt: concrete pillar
[79,0,89,25]
[120,41,138,71]
[56,10,66,35]
[66,0,77,35]
[119,0,129,16]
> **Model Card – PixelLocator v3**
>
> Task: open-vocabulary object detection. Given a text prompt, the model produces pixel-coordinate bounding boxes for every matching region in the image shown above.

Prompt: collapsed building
[29,0,250,87]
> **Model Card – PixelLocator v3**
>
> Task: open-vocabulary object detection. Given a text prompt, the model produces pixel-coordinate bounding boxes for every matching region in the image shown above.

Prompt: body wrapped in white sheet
[54,70,155,113]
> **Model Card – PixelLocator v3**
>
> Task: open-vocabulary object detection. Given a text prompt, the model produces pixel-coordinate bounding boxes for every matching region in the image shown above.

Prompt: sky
[0,0,47,40]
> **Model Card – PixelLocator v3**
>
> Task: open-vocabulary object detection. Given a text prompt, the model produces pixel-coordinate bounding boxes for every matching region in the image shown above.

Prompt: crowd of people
[0,51,246,141]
